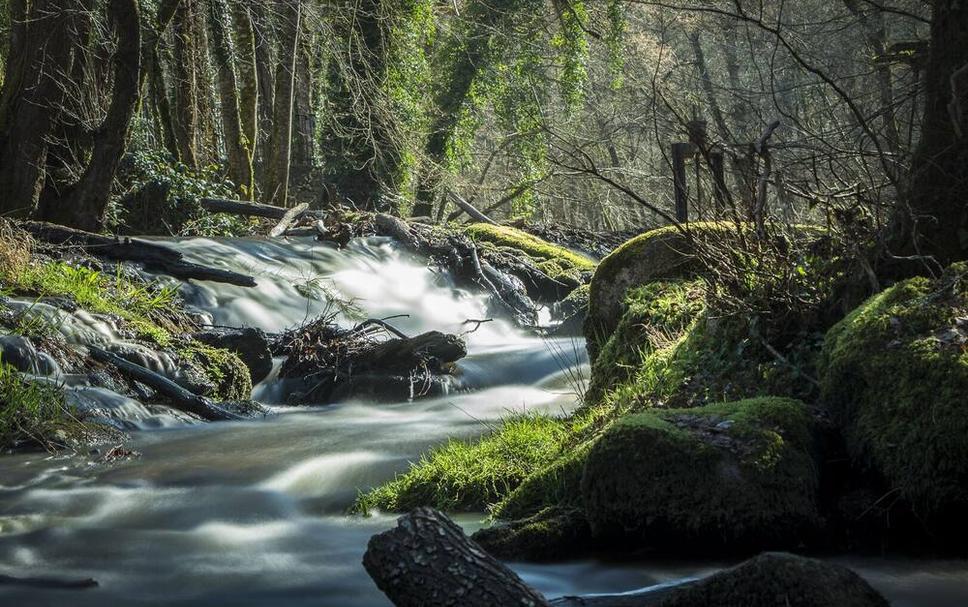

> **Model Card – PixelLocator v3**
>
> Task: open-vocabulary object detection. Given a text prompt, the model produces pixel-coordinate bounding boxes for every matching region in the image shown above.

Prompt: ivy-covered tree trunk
[411,0,543,218]
[896,0,968,266]
[208,0,254,198]
[264,0,301,207]
[42,0,142,232]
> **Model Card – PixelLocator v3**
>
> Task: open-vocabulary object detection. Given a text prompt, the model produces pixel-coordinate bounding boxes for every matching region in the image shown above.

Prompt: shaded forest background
[0,0,964,271]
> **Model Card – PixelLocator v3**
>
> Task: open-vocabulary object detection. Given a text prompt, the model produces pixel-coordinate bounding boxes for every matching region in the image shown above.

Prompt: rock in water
[581,397,822,552]
[192,327,273,384]
[658,552,888,607]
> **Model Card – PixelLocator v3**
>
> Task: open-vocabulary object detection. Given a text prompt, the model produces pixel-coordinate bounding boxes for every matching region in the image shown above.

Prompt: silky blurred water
[0,236,964,606]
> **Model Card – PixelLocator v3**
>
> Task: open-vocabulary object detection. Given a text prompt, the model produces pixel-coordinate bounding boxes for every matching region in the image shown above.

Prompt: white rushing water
[0,236,965,606]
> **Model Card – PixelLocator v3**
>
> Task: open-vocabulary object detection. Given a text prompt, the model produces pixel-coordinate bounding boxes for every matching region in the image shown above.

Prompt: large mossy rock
[471,507,592,562]
[581,397,822,551]
[819,262,968,536]
[657,552,888,607]
[584,223,733,362]
[585,280,704,404]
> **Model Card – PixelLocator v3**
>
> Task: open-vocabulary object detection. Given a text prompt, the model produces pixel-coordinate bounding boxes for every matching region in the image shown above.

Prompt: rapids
[0,236,966,606]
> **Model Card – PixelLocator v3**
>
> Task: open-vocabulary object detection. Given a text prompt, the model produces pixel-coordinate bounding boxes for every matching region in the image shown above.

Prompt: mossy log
[89,346,248,422]
[363,507,552,607]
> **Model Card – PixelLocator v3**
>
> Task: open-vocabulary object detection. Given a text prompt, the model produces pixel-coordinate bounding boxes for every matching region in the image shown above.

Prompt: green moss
[819,262,968,526]
[580,397,821,549]
[585,223,732,360]
[494,440,592,520]
[471,507,592,562]
[353,414,569,514]
[585,280,704,404]
[2,261,179,346]
[179,341,253,402]
[464,223,597,271]
[0,361,71,450]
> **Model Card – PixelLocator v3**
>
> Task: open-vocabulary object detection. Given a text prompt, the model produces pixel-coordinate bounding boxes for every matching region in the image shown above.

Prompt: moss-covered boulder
[585,281,704,404]
[471,507,591,562]
[179,341,253,402]
[585,224,715,361]
[819,262,968,535]
[581,397,822,551]
[658,552,888,607]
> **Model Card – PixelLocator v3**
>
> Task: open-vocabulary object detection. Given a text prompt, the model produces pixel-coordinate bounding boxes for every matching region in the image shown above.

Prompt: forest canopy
[0,0,964,270]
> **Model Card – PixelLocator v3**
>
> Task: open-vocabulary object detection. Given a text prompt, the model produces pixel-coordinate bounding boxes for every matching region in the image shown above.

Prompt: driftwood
[22,222,256,287]
[0,574,99,590]
[363,508,552,607]
[277,315,466,404]
[447,190,497,225]
[268,202,309,238]
[89,346,246,422]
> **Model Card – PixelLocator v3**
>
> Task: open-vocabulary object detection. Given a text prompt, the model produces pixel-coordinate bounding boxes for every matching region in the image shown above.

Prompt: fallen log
[447,190,497,225]
[268,203,309,238]
[199,197,291,220]
[363,507,551,607]
[88,346,247,422]
[0,574,99,590]
[22,222,256,287]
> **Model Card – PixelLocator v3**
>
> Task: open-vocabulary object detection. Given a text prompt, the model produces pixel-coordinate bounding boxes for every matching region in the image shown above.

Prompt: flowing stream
[0,236,966,606]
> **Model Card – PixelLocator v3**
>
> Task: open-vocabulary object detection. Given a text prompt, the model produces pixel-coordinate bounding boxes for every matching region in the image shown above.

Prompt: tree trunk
[208,0,254,197]
[250,0,275,192]
[895,0,968,267]
[264,0,301,207]
[363,508,551,607]
[172,0,200,168]
[44,0,142,232]
[0,0,80,218]
[231,0,259,199]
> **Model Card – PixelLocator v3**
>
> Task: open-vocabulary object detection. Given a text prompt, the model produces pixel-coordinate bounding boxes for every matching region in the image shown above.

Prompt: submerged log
[0,574,98,590]
[363,507,551,607]
[89,346,247,422]
[22,222,256,287]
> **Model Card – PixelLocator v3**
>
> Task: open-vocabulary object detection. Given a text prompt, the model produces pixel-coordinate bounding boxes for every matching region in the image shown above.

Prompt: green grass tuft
[0,361,72,450]
[354,414,570,514]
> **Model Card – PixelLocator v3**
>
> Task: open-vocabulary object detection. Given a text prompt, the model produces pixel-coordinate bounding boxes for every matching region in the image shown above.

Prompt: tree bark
[208,0,254,198]
[171,0,200,168]
[264,0,301,207]
[231,0,259,198]
[894,0,968,267]
[363,508,551,607]
[0,0,80,218]
[44,0,142,232]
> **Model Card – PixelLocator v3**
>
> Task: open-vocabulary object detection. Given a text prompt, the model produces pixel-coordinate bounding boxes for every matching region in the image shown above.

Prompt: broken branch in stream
[0,574,99,590]
[88,347,247,422]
